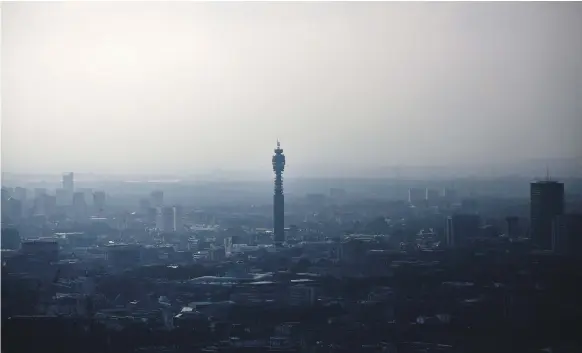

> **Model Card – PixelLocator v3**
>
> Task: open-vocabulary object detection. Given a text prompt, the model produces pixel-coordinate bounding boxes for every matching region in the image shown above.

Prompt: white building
[224,237,233,257]
[173,205,184,232]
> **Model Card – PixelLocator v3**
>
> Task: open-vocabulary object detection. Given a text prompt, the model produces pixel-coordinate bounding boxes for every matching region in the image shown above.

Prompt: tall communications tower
[272,140,286,246]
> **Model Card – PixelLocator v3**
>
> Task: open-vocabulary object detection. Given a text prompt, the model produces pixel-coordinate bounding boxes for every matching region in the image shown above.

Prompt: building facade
[530,181,564,250]
[445,214,481,247]
[93,191,106,214]
[150,190,164,208]
[408,188,425,207]
[552,214,582,256]
[62,172,74,192]
[72,192,87,222]
[156,206,175,232]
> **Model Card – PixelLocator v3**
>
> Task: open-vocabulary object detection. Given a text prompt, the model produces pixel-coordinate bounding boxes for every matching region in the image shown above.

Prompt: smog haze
[2,2,581,178]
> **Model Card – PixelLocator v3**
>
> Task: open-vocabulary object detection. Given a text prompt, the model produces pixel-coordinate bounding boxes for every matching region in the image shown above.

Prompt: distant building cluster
[2,143,582,353]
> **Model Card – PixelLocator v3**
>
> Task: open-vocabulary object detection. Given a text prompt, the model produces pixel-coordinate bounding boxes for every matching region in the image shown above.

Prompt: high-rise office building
[552,214,582,256]
[43,195,57,217]
[505,216,520,239]
[173,205,184,232]
[425,188,440,207]
[3,198,23,224]
[13,187,27,201]
[146,207,157,224]
[73,192,86,206]
[272,141,286,246]
[77,188,93,202]
[34,188,47,199]
[461,198,478,214]
[530,180,564,250]
[156,206,174,232]
[1,189,10,222]
[55,188,70,206]
[150,190,164,208]
[1,227,21,250]
[73,192,87,221]
[445,214,481,247]
[63,172,74,192]
[139,198,151,215]
[32,188,47,216]
[224,237,233,257]
[408,188,425,207]
[1,187,12,201]
[442,188,457,206]
[93,191,106,214]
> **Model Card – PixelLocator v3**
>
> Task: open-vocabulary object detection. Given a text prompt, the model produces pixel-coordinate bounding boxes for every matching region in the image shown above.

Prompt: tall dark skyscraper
[530,180,564,250]
[272,141,286,246]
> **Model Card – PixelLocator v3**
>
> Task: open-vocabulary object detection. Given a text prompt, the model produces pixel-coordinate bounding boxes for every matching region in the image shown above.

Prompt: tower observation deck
[272,141,286,246]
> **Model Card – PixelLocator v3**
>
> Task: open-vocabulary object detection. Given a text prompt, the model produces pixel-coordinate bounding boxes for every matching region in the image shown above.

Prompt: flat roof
[249,281,275,285]
[290,279,314,283]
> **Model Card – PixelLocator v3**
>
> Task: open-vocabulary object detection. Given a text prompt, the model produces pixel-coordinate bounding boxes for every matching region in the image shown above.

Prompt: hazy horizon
[3,155,582,183]
[2,2,582,178]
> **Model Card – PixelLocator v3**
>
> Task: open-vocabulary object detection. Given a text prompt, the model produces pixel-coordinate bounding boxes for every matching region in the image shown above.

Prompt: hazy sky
[2,2,581,178]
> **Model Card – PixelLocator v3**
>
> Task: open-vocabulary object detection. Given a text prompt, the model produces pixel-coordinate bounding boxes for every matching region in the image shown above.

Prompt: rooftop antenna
[546,164,551,181]
[277,139,280,149]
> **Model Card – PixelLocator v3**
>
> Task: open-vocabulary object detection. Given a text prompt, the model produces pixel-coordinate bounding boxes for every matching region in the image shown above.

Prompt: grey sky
[2,2,581,178]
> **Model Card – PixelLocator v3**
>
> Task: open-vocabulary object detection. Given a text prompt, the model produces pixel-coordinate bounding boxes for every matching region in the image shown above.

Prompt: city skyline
[2,155,582,182]
[2,3,582,352]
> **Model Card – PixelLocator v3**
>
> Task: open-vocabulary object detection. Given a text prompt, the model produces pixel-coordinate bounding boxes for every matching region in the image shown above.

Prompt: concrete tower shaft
[272,141,286,246]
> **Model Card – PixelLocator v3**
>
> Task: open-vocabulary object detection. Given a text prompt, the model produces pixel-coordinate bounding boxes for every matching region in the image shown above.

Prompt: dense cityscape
[2,143,582,353]
[3,2,582,353]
